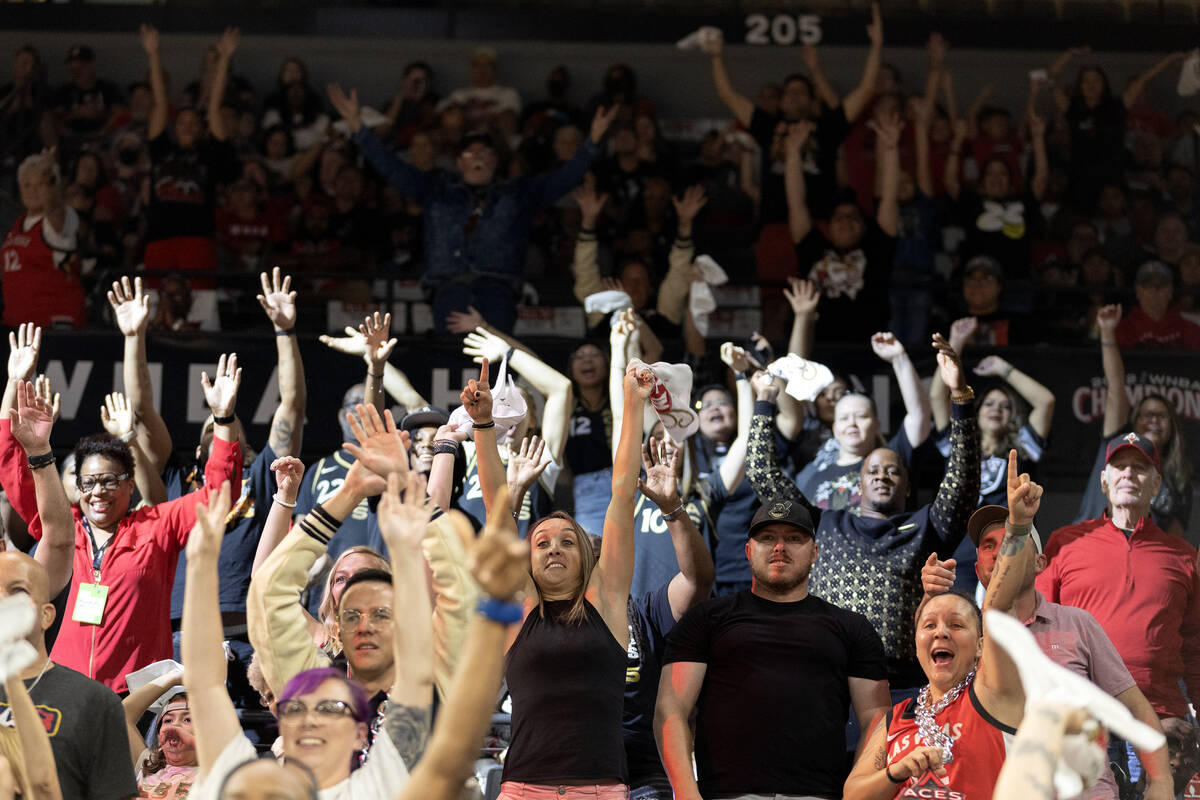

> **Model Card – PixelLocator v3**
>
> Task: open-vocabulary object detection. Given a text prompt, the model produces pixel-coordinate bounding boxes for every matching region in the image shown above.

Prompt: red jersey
[1115,306,1200,350]
[0,419,242,692]
[0,212,86,328]
[885,683,1014,800]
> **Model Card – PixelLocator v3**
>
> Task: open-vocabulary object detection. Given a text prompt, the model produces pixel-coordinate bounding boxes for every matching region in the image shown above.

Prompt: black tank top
[565,400,612,476]
[502,598,629,784]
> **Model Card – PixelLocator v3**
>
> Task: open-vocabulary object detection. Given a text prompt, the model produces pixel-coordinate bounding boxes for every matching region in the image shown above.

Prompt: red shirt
[0,213,87,329]
[885,683,1013,800]
[1115,306,1200,350]
[0,420,242,692]
[1036,515,1200,717]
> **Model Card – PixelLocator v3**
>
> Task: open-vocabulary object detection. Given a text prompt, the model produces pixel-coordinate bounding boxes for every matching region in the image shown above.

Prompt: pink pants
[497,782,629,799]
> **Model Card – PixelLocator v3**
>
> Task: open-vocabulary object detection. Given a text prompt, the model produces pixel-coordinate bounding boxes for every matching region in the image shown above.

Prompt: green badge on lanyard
[72,582,109,625]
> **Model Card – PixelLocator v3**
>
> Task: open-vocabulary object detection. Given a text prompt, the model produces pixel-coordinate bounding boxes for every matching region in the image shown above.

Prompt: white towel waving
[676,26,723,51]
[766,354,835,402]
[689,255,729,338]
[584,290,634,316]
[448,353,528,437]
[628,358,699,445]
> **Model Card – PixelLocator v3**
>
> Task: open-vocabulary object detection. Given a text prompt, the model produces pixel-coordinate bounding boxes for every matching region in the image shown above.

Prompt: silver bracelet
[662,503,686,521]
[273,493,297,509]
[119,430,136,443]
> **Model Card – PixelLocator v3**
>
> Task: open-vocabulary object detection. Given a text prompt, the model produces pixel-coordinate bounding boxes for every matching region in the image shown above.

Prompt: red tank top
[884,682,1014,800]
[1,214,86,328]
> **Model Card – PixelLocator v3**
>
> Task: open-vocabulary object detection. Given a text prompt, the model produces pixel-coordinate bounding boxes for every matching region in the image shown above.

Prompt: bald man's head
[0,552,55,647]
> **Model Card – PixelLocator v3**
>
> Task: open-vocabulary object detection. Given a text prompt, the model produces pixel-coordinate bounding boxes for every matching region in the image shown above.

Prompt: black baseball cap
[748,500,815,539]
[966,504,1042,552]
[400,405,450,432]
[65,44,95,63]
[1106,431,1160,469]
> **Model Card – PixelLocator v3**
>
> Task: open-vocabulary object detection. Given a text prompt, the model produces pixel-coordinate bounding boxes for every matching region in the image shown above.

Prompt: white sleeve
[351,728,412,799]
[42,206,78,251]
[190,734,258,800]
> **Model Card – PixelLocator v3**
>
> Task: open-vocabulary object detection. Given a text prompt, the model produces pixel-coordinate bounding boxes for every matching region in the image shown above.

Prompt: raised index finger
[479,357,490,387]
[1006,449,1019,491]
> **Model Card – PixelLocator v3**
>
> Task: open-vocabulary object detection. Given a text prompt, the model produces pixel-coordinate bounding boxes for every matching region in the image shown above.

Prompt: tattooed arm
[259,268,306,457]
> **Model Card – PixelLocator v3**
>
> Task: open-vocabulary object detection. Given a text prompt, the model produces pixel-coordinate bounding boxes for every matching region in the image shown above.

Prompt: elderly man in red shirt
[1036,433,1200,786]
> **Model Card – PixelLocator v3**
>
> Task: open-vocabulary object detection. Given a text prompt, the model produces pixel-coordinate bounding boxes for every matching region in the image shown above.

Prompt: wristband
[273,493,298,509]
[885,765,905,784]
[950,386,975,404]
[1002,363,1015,379]
[212,414,236,425]
[432,441,460,457]
[734,371,750,382]
[478,597,523,625]
[27,451,55,471]
[119,430,136,443]
[275,329,296,337]
[368,371,383,379]
[662,503,687,521]
[473,420,496,430]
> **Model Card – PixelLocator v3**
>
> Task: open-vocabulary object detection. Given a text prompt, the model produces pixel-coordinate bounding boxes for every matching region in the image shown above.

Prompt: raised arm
[928,334,981,544]
[1097,304,1129,437]
[589,363,650,645]
[505,435,549,516]
[397,493,527,800]
[121,668,183,765]
[257,267,306,457]
[333,83,437,203]
[139,24,168,141]
[526,107,610,208]
[700,30,754,127]
[658,187,707,326]
[1028,111,1049,202]
[943,118,967,200]
[973,355,1056,439]
[9,382,75,597]
[206,27,238,141]
[359,311,398,418]
[317,328,429,412]
[746,373,811,508]
[100,391,166,506]
[782,278,820,442]
[717,344,755,492]
[458,360,507,523]
[251,456,303,575]
[108,277,172,471]
[929,317,975,433]
[915,51,939,198]
[181,481,240,782]
[607,309,638,450]
[873,110,902,237]
[1047,46,1089,114]
[572,182,609,325]
[872,333,931,447]
[641,439,715,621]
[803,43,841,109]
[842,2,885,123]
[375,471,436,765]
[1123,52,1187,110]
[965,81,996,141]
[426,424,466,513]
[785,121,815,243]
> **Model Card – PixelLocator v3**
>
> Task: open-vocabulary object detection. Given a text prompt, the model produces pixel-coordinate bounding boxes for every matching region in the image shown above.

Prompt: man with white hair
[1037,432,1200,791]
[0,152,85,328]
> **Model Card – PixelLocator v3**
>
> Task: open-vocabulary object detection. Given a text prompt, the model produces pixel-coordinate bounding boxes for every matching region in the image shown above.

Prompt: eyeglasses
[695,397,732,411]
[338,607,392,630]
[278,699,357,722]
[1136,411,1170,422]
[77,473,130,493]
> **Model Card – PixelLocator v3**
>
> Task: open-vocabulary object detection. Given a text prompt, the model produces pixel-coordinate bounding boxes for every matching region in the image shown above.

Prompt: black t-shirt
[794,220,896,344]
[456,443,554,538]
[956,190,1042,279]
[749,104,849,223]
[623,585,677,785]
[0,663,137,800]
[1066,96,1126,183]
[565,398,612,476]
[1074,430,1194,540]
[796,427,915,513]
[56,79,125,135]
[147,132,239,241]
[664,591,886,798]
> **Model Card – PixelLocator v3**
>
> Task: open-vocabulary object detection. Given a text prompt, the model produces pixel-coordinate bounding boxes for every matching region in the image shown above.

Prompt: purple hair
[277,667,370,724]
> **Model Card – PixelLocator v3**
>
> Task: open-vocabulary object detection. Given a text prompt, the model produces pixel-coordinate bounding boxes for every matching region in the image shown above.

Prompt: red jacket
[1036,514,1200,717]
[1115,306,1200,350]
[0,419,241,692]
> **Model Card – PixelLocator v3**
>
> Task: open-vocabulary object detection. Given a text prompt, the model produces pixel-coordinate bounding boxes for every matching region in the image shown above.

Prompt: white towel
[448,352,528,437]
[332,105,391,136]
[688,255,729,337]
[1179,50,1200,96]
[628,358,699,444]
[766,354,835,402]
[0,595,37,682]
[676,26,723,51]
[584,290,634,316]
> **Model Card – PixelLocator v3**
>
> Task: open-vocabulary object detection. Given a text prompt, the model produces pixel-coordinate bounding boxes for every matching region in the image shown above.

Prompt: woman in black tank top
[496,363,652,799]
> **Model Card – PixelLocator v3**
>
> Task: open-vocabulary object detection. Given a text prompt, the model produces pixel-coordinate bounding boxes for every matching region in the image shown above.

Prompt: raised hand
[462,327,508,365]
[932,333,967,394]
[107,276,150,337]
[446,306,486,335]
[749,331,773,367]
[138,23,159,55]
[343,458,388,499]
[9,380,54,455]
[270,456,305,504]
[215,26,239,59]
[951,118,968,146]
[7,323,41,383]
[624,361,654,400]
[99,392,134,439]
[359,311,396,371]
[698,26,724,56]
[377,471,433,554]
[1028,110,1046,140]
[435,422,468,446]
[782,276,820,316]
[719,341,752,373]
[927,32,948,69]
[574,181,609,227]
[318,326,367,357]
[1006,449,1043,527]
[973,355,1011,378]
[870,111,904,149]
[343,403,410,479]
[460,359,494,424]
[590,104,620,143]
[327,83,362,132]
[922,551,957,596]
[752,370,779,403]
[948,316,978,354]
[507,435,549,496]
[638,437,682,511]
[865,1,884,47]
[801,42,821,71]
[870,332,906,363]
[186,480,232,561]
[34,374,60,423]
[671,185,708,226]
[201,353,241,419]
[467,485,529,602]
[785,120,815,154]
[1096,304,1122,335]
[256,267,297,331]
[600,277,628,295]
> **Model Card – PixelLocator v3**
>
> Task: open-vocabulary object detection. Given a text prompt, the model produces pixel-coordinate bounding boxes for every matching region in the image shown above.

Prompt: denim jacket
[355,127,598,285]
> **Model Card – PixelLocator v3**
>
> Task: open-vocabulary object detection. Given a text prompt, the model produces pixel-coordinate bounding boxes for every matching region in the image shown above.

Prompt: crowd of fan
[4,10,1200,344]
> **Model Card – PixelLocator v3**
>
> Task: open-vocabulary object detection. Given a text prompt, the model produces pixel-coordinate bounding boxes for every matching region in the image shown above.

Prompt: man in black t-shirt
[787,113,900,344]
[0,552,137,800]
[696,7,882,221]
[55,44,126,145]
[656,501,889,800]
